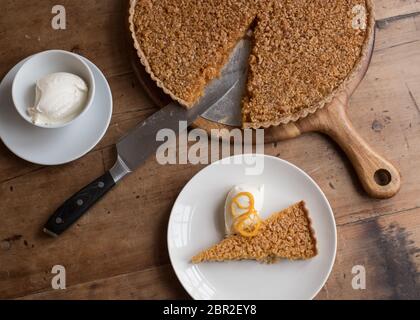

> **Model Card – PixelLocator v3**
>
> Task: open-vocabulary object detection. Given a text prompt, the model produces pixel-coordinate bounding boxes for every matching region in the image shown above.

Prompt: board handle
[268,98,401,199]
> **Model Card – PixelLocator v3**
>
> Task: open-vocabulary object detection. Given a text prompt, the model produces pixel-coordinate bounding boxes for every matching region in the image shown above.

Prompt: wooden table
[1,0,419,300]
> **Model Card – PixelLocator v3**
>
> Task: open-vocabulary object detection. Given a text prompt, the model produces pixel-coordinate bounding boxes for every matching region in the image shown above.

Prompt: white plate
[0,55,112,165]
[168,154,336,300]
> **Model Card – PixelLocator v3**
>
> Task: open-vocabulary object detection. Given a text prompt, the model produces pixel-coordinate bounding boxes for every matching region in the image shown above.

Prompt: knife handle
[43,171,116,237]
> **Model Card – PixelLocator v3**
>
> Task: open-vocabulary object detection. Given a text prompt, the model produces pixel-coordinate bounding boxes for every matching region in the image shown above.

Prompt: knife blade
[43,70,241,237]
[201,38,251,127]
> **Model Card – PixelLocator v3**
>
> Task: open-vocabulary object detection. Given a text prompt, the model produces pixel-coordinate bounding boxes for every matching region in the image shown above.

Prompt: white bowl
[11,50,95,129]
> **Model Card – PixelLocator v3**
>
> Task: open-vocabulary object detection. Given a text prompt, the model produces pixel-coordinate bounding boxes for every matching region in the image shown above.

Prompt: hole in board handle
[374,169,392,186]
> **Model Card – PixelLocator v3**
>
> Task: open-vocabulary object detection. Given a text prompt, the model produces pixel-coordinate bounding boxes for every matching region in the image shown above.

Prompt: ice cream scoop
[28,72,88,126]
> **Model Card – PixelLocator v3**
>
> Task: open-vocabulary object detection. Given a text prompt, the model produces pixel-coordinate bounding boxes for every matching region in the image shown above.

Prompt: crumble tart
[129,0,373,127]
[192,201,318,263]
[242,0,373,128]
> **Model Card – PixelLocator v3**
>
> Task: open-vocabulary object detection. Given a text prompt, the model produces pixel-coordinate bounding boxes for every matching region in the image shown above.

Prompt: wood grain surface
[1,0,420,300]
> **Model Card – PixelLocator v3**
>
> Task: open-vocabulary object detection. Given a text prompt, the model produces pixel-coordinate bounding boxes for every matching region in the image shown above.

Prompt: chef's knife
[43,71,241,237]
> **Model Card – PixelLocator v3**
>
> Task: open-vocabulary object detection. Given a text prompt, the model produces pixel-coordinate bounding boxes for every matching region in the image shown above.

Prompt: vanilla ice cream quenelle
[224,184,264,235]
[28,72,89,126]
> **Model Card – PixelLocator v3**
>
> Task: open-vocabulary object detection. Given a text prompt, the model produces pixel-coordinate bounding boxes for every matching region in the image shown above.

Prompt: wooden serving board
[128,10,401,200]
[266,29,402,200]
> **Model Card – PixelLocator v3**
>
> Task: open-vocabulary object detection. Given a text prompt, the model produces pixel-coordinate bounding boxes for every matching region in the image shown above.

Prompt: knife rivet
[76,199,84,206]
[98,181,105,188]
[56,217,63,224]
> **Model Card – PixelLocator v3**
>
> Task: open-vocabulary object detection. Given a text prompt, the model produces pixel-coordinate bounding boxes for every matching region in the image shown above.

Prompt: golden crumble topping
[243,0,368,128]
[130,0,370,126]
[131,0,257,107]
[192,201,318,264]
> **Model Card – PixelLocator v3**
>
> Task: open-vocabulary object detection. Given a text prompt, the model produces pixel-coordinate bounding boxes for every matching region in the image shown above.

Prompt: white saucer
[168,154,337,300]
[0,55,112,165]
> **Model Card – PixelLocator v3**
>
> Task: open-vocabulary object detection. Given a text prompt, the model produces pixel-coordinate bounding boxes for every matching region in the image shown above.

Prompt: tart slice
[192,201,317,264]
